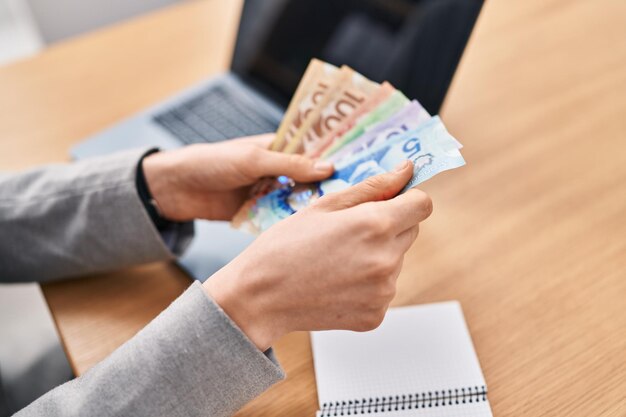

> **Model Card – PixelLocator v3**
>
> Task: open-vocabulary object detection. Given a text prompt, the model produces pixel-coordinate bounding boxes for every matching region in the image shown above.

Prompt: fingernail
[314,160,333,171]
[393,160,411,173]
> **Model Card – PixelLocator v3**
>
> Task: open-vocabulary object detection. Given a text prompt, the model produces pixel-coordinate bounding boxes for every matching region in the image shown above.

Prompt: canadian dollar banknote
[232,59,466,235]
[234,117,464,234]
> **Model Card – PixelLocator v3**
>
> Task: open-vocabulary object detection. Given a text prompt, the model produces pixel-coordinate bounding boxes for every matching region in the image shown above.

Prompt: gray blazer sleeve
[0,149,193,282]
[14,281,285,417]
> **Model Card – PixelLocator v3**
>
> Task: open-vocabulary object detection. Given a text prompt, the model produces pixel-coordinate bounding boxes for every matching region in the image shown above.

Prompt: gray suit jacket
[0,149,284,416]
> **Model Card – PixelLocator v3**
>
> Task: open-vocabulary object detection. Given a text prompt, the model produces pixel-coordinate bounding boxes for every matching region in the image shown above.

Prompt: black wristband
[136,149,174,231]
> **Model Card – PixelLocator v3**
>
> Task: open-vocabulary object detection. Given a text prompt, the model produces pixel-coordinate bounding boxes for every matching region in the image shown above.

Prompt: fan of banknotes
[231,59,465,235]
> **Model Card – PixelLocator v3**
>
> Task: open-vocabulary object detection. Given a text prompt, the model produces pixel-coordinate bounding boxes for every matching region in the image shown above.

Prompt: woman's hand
[203,161,433,351]
[142,134,334,221]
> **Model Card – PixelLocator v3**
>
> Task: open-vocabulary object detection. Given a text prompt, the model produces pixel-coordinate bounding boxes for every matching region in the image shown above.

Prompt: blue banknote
[236,117,465,234]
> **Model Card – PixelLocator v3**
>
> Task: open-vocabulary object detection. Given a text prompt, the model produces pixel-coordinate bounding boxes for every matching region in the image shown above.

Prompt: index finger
[232,133,275,148]
[383,188,433,233]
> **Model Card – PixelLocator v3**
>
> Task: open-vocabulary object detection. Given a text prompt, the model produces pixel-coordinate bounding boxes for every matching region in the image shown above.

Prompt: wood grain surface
[1,0,625,415]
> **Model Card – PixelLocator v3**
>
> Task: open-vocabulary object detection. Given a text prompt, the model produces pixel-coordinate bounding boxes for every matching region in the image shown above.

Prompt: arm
[15,282,284,417]
[0,135,327,282]
[0,148,191,282]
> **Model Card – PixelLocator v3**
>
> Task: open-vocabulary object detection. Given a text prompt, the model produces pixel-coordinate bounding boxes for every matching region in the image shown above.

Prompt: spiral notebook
[311,301,492,416]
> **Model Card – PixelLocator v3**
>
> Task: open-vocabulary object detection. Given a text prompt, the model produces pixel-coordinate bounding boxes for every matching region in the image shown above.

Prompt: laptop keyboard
[153,84,279,144]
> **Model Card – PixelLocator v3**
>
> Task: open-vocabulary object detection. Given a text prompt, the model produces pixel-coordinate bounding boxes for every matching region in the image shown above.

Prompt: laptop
[72,0,483,281]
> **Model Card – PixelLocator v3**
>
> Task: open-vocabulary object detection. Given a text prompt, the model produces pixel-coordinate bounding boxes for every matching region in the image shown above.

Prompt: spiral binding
[319,385,487,416]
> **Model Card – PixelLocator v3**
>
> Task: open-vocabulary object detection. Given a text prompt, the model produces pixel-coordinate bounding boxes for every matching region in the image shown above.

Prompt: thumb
[317,160,414,210]
[254,149,334,182]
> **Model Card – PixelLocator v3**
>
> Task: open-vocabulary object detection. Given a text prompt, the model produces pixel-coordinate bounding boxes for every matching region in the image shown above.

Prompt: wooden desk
[1,0,625,415]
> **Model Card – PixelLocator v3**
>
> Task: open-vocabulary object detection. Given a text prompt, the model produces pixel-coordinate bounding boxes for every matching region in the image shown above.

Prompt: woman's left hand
[142,134,334,221]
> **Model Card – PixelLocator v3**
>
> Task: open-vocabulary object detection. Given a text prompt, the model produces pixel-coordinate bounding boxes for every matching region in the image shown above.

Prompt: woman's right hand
[203,160,433,351]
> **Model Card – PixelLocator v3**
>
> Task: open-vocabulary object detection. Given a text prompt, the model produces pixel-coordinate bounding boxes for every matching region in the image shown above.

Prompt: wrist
[202,265,287,352]
[142,150,188,221]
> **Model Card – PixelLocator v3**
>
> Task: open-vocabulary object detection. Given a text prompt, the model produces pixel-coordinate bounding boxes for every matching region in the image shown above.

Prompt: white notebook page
[311,301,491,416]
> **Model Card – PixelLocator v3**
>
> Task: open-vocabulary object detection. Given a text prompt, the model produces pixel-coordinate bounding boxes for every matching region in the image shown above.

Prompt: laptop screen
[231,0,483,115]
